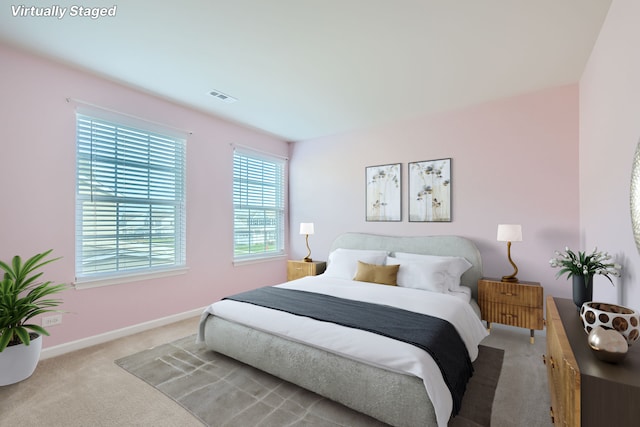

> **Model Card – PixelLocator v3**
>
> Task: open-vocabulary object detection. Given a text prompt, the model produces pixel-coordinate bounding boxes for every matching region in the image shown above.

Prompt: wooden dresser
[544,297,640,426]
[286,260,326,281]
[478,278,544,343]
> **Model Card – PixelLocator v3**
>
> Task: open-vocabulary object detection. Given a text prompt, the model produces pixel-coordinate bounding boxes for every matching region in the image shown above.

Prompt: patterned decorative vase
[580,302,640,345]
[572,275,593,309]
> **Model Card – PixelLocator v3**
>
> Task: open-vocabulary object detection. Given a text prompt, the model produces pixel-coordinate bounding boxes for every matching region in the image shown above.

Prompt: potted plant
[0,249,67,385]
[549,246,621,309]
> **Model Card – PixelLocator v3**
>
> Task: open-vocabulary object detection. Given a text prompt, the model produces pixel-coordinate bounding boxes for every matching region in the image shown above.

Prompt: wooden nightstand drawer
[287,260,326,281]
[482,303,544,330]
[480,280,542,307]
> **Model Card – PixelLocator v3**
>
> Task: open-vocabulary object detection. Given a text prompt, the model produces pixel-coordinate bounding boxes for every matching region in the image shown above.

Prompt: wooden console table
[544,297,640,426]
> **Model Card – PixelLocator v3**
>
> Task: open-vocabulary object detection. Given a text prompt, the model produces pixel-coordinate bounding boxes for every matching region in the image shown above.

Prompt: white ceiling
[0,1,612,141]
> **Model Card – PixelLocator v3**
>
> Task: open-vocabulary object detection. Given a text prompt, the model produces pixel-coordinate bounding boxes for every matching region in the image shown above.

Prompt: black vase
[572,275,593,309]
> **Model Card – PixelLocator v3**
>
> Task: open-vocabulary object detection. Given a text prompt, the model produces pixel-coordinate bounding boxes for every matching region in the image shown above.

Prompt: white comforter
[198,275,488,427]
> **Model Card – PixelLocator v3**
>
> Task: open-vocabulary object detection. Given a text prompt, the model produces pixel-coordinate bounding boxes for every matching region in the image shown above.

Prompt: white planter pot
[0,334,42,386]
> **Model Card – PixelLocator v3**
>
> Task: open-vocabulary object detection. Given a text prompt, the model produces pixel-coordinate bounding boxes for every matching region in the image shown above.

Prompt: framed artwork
[365,163,401,221]
[409,158,451,222]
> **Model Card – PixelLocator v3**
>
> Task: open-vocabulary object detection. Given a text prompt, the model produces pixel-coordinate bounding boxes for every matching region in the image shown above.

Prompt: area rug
[116,335,503,427]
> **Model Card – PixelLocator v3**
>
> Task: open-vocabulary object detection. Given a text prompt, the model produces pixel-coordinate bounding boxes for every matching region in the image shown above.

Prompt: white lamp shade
[299,222,315,235]
[497,224,522,242]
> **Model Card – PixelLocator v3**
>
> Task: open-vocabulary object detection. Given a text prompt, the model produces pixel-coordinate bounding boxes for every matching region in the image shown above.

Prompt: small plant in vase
[549,247,621,308]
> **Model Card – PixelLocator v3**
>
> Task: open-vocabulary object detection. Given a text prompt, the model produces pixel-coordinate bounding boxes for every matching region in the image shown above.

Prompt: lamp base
[501,275,519,283]
[303,257,313,262]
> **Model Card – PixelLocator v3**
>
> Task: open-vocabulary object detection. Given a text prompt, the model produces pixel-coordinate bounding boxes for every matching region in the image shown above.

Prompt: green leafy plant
[0,250,68,352]
[549,246,621,285]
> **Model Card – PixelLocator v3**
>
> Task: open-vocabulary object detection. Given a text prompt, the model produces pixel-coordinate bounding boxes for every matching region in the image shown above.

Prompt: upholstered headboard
[329,233,483,300]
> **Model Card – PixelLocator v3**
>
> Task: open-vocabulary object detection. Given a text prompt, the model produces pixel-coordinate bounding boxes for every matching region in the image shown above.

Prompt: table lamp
[497,224,522,282]
[299,222,314,262]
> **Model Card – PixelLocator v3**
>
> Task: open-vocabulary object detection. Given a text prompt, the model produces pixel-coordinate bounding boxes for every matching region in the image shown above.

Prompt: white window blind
[75,113,186,281]
[233,147,286,261]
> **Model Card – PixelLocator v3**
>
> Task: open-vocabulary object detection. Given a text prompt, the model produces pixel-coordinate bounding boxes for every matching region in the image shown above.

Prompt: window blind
[75,114,186,280]
[233,147,286,261]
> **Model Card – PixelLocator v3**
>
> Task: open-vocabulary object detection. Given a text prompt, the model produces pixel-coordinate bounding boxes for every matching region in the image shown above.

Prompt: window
[75,113,186,284]
[233,147,286,262]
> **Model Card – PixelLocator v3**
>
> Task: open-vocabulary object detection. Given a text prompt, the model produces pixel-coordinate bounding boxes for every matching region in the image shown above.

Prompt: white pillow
[393,252,472,290]
[324,248,388,280]
[385,256,451,293]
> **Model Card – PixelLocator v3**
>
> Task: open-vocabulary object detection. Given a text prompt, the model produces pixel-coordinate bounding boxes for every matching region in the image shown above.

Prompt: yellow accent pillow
[353,261,400,286]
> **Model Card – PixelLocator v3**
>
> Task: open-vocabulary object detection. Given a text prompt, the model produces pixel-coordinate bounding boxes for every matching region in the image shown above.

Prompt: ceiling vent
[209,90,237,103]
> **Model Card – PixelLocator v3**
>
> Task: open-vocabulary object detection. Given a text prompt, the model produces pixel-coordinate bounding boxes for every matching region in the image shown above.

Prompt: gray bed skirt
[203,316,438,427]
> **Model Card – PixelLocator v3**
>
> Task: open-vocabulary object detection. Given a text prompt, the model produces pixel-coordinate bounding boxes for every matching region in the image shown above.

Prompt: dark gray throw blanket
[224,286,473,415]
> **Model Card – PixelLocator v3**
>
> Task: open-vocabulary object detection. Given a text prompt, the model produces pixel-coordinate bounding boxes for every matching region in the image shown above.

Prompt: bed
[198,233,488,427]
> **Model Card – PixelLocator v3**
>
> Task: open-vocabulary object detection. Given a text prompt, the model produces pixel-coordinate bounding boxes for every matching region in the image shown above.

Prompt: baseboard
[40,307,205,360]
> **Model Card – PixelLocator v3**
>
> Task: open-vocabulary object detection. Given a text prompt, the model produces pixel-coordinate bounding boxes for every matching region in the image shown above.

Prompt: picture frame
[409,158,451,222]
[365,163,401,221]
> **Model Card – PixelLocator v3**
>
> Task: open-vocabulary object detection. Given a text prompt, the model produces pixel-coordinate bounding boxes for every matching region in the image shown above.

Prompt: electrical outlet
[42,314,62,327]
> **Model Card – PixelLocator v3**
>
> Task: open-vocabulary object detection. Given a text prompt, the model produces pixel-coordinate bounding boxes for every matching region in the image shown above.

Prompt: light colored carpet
[0,318,551,427]
[115,335,503,426]
[481,325,552,427]
[0,317,203,427]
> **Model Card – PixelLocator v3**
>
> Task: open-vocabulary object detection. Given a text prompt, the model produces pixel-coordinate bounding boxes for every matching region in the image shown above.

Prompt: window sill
[233,254,287,267]
[74,267,189,290]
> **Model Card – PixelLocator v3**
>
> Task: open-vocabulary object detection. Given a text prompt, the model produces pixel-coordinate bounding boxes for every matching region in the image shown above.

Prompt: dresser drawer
[545,298,580,426]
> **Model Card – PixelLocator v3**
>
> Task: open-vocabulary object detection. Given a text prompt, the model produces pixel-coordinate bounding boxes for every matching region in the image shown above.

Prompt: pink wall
[290,85,581,300]
[2,20,606,350]
[580,0,640,307]
[0,43,289,349]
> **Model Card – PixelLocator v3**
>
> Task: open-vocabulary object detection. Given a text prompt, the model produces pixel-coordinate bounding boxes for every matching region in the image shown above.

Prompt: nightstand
[287,260,326,281]
[478,278,544,343]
